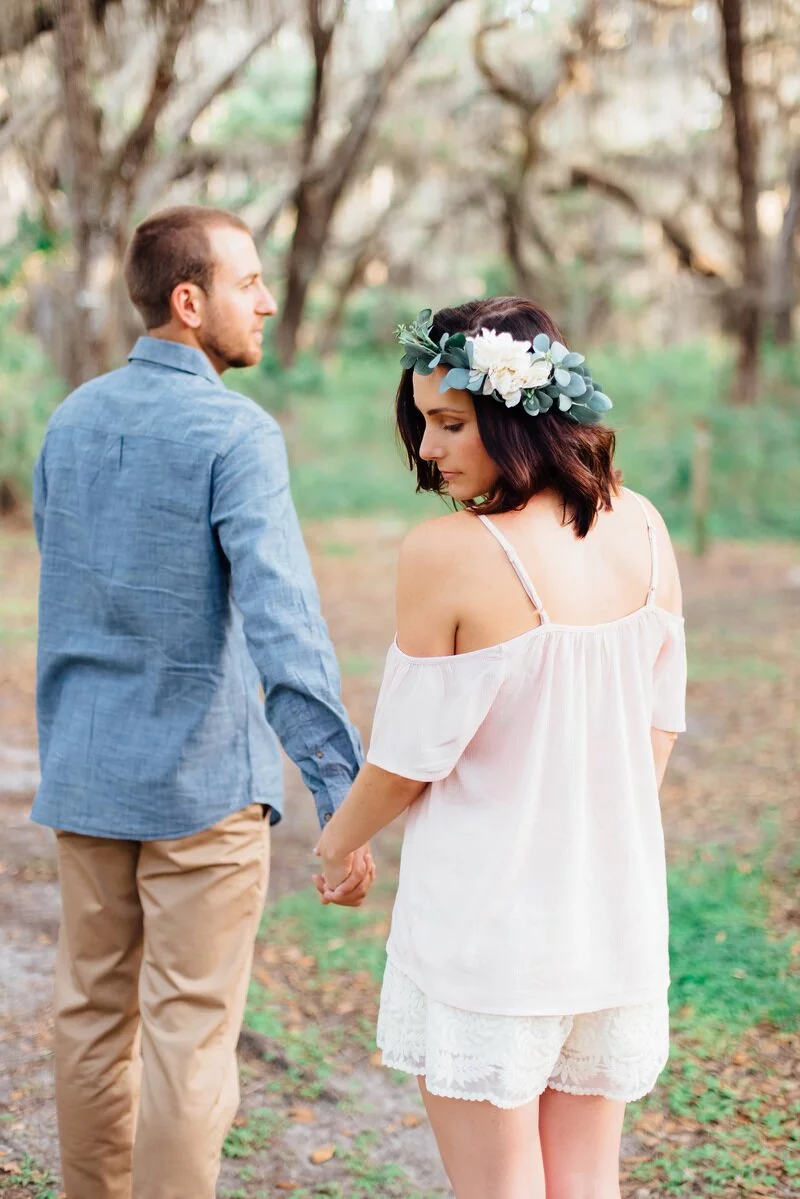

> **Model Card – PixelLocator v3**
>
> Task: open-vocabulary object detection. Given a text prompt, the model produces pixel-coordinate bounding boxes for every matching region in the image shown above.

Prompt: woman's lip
[440,470,459,479]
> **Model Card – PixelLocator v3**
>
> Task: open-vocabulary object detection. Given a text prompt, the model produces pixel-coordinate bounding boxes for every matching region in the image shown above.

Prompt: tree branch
[568,166,728,281]
[324,0,462,204]
[106,0,205,209]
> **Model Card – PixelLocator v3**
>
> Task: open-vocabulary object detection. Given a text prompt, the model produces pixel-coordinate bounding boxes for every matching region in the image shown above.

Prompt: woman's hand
[312,843,375,907]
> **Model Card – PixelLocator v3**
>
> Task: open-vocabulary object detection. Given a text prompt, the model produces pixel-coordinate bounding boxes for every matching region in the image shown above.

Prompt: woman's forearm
[652,727,678,791]
[317,763,427,862]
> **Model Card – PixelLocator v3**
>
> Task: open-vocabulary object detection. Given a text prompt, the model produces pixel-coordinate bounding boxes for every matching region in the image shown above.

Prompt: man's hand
[312,844,375,907]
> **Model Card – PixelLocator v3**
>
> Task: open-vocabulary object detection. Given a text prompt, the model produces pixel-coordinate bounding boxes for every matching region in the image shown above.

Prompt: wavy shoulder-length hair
[395,296,622,538]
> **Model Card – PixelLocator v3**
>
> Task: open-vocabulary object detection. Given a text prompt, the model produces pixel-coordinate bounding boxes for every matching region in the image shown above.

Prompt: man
[32,205,372,1199]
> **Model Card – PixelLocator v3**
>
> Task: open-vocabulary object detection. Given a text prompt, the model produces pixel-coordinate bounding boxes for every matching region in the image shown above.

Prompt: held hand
[312,843,376,907]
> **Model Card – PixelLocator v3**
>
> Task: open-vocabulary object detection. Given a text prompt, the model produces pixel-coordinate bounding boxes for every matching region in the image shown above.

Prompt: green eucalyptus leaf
[429,353,442,369]
[442,346,469,369]
[544,384,561,399]
[532,333,551,352]
[590,391,612,411]
[554,367,571,387]
[551,341,568,365]
[564,373,587,398]
[440,367,471,392]
[447,332,467,349]
[414,361,435,376]
[537,393,554,412]
[558,395,573,412]
[562,351,585,368]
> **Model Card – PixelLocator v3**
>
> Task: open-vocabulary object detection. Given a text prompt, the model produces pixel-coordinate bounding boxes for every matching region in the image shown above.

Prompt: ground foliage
[0,523,798,1196]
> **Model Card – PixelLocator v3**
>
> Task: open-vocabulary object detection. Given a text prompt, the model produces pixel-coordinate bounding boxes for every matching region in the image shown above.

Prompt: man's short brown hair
[124,206,252,330]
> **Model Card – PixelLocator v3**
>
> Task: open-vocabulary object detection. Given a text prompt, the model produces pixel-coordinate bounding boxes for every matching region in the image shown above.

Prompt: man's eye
[444,423,463,433]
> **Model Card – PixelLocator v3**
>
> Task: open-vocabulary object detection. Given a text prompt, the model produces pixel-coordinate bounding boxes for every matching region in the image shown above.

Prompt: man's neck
[146,326,225,375]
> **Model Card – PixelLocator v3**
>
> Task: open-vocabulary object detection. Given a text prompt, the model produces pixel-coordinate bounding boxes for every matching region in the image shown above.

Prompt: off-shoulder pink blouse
[367,491,687,1016]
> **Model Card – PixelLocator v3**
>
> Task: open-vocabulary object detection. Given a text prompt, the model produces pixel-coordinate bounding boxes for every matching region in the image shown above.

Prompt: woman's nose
[419,430,440,462]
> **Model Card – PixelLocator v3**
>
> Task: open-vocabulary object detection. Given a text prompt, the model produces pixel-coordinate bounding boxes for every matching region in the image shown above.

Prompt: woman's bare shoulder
[399,510,480,567]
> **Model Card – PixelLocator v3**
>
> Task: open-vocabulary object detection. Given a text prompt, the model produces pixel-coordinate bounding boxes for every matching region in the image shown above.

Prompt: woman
[315,297,686,1199]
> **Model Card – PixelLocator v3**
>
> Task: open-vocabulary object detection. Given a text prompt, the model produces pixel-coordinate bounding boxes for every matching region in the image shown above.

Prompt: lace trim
[377,960,669,1108]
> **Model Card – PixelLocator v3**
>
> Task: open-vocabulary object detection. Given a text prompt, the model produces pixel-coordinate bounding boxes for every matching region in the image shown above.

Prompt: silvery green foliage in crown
[397,309,612,426]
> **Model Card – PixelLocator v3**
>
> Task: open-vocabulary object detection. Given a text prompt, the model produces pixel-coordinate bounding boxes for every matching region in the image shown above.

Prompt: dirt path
[1,521,798,1197]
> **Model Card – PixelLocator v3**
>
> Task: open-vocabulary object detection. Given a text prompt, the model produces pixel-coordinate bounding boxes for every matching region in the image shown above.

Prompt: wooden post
[692,418,711,557]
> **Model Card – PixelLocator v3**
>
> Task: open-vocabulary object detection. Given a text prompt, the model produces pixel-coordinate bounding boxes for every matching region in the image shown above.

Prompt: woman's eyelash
[444,423,463,432]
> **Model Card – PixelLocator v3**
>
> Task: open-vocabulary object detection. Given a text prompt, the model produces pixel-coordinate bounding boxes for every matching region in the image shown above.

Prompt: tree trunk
[502,189,537,298]
[317,242,375,359]
[275,0,462,365]
[55,0,111,385]
[772,148,800,345]
[719,0,763,405]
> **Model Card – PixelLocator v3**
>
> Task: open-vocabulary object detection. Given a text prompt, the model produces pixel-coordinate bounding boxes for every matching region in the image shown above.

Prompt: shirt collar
[128,336,221,386]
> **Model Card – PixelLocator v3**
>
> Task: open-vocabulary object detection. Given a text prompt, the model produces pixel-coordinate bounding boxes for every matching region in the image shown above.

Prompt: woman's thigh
[418,1077,546,1199]
[538,1089,626,1199]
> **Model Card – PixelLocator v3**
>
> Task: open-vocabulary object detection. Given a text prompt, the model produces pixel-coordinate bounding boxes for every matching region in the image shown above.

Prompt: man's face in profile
[199,226,277,371]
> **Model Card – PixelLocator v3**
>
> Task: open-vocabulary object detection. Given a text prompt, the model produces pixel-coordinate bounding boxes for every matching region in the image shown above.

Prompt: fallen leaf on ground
[310,1144,336,1165]
[289,1105,316,1124]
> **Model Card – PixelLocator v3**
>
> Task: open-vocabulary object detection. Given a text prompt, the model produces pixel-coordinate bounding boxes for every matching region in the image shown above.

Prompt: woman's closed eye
[443,422,464,433]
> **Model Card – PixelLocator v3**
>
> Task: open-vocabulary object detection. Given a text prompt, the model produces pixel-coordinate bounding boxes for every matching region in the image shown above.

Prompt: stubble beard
[201,314,261,372]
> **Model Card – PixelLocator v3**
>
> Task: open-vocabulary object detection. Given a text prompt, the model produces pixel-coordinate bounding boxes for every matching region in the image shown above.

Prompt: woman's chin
[444,480,476,502]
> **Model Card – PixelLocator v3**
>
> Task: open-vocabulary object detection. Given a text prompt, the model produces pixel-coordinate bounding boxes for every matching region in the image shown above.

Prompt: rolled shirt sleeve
[652,616,687,733]
[367,641,506,781]
[211,414,363,825]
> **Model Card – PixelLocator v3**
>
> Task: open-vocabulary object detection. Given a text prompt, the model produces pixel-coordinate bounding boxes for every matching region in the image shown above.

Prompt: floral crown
[397,309,612,426]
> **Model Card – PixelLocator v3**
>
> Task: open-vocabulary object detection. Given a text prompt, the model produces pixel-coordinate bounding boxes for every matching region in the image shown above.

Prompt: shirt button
[323,812,332,823]
[316,750,324,759]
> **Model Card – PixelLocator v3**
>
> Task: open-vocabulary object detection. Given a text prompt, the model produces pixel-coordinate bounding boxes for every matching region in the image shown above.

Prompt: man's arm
[32,446,46,550]
[211,414,363,827]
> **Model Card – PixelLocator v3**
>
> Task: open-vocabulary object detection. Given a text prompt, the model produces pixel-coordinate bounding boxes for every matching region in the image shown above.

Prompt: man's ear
[170,282,204,330]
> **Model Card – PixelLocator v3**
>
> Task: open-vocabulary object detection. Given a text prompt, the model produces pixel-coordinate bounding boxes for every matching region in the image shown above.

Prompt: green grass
[666,841,798,1032]
[624,835,800,1194]
[0,1156,60,1199]
[222,1106,289,1158]
[258,887,390,982]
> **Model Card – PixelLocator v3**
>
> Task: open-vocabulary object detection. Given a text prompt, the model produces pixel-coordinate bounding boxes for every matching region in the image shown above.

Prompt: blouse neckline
[392,603,684,665]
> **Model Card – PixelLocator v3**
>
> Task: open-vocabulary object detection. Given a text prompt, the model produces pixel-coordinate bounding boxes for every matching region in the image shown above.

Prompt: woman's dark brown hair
[124,205,251,330]
[396,296,622,538]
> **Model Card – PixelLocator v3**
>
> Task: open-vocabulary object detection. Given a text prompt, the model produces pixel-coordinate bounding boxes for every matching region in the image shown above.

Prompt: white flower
[525,358,554,388]
[467,328,552,406]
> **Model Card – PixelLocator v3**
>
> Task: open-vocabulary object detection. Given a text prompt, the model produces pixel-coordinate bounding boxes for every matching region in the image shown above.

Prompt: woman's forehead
[412,370,473,415]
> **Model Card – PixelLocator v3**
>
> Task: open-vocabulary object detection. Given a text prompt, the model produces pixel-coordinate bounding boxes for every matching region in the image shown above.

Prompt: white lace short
[376,959,669,1109]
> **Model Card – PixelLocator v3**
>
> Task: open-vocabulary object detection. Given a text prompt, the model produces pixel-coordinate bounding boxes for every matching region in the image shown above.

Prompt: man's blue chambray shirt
[31,337,363,839]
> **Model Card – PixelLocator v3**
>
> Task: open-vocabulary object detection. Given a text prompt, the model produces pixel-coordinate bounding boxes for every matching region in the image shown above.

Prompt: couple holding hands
[33,205,686,1199]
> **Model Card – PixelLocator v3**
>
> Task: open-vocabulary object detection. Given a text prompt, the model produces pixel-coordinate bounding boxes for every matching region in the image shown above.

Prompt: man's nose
[257,284,278,316]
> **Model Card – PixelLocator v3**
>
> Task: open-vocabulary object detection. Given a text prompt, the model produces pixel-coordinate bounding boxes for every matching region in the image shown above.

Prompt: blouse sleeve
[366,642,506,781]
[652,617,687,733]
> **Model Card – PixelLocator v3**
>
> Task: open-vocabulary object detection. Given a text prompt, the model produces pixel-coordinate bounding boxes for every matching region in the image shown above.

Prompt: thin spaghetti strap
[624,488,658,605]
[477,516,550,623]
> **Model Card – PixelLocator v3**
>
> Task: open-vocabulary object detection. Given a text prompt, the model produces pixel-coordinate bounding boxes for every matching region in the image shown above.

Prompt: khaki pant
[53,803,270,1199]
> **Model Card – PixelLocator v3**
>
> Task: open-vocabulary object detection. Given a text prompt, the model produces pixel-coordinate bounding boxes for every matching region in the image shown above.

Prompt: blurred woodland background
[0,0,798,537]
